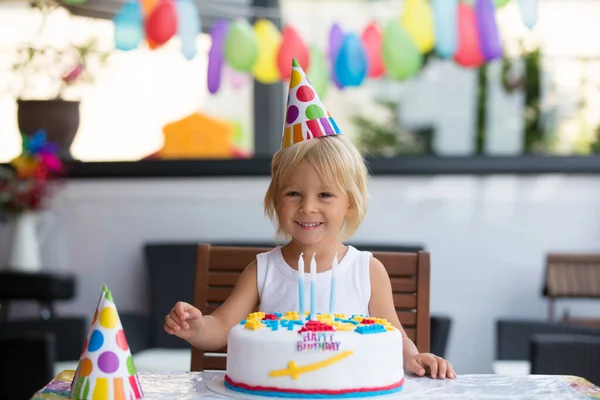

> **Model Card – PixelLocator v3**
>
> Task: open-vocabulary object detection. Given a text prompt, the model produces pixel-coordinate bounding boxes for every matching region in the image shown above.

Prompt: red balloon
[454,3,484,68]
[361,21,385,78]
[145,0,177,46]
[277,25,310,79]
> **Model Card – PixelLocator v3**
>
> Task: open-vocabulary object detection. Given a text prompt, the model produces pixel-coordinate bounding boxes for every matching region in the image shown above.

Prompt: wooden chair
[542,253,600,324]
[190,244,430,371]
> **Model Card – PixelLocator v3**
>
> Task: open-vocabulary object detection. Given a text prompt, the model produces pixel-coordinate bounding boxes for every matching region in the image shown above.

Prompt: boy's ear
[345,205,355,218]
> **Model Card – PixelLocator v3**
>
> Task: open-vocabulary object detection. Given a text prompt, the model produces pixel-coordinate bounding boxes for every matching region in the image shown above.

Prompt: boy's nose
[299,198,318,213]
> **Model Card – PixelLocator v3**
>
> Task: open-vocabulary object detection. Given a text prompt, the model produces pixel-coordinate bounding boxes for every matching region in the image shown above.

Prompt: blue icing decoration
[274,312,282,318]
[335,318,359,325]
[225,380,403,398]
[354,324,386,334]
[240,320,246,325]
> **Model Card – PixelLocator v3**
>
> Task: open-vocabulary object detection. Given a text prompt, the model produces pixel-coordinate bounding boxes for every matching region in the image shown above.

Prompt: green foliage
[350,100,430,157]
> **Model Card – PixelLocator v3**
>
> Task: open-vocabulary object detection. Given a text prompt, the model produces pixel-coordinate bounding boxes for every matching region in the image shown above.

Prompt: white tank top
[256,246,372,316]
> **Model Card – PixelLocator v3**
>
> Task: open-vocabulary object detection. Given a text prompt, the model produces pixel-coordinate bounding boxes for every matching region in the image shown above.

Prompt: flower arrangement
[8,1,111,101]
[0,130,64,221]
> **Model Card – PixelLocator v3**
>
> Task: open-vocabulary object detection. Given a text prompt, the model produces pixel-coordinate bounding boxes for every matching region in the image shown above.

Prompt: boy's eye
[285,191,300,197]
[319,192,333,198]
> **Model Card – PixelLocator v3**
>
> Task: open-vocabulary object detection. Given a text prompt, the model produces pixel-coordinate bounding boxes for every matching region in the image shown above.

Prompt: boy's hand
[407,353,456,379]
[164,301,204,340]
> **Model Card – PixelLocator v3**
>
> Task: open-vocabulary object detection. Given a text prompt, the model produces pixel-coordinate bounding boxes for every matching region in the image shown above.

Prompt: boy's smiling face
[276,160,353,246]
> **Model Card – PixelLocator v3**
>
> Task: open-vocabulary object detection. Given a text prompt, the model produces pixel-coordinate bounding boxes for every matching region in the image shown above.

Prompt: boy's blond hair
[264,135,369,241]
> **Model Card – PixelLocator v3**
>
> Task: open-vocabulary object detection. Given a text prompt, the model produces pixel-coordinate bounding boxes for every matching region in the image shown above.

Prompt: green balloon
[62,0,87,4]
[465,0,512,6]
[224,20,259,72]
[306,45,329,99]
[382,20,422,81]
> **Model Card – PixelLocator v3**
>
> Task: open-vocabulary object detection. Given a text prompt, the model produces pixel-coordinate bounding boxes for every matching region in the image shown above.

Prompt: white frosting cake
[224,312,404,398]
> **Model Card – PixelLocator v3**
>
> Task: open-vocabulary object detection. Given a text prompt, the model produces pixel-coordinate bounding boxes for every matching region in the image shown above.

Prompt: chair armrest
[119,312,151,354]
[530,333,600,385]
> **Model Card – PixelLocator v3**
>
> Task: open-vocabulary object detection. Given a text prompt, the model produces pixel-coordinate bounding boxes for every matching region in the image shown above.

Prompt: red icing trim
[263,314,278,320]
[298,320,335,333]
[224,375,404,395]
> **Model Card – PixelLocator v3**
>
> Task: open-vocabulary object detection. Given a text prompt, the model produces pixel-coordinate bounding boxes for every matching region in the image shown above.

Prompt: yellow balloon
[252,19,282,84]
[401,0,435,53]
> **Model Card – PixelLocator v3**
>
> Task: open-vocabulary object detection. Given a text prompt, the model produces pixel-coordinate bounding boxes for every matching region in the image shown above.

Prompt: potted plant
[0,130,64,272]
[9,1,110,159]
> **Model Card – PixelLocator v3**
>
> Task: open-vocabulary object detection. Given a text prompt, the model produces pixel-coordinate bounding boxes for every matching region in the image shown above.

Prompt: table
[0,271,75,322]
[32,370,600,400]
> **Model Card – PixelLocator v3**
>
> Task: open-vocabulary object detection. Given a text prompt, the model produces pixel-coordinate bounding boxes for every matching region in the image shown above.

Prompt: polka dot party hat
[70,285,143,400]
[281,58,341,148]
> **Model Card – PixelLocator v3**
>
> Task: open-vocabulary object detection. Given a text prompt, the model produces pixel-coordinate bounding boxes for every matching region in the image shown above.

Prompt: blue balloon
[334,33,367,87]
[113,0,143,51]
[176,0,201,60]
[518,0,538,29]
[431,0,458,59]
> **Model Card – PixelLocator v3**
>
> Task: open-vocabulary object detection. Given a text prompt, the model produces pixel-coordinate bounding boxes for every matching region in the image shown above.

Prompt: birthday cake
[224,312,404,398]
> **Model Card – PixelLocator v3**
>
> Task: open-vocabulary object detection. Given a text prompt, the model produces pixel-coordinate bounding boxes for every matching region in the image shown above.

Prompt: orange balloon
[454,3,484,68]
[277,25,310,79]
[139,0,157,16]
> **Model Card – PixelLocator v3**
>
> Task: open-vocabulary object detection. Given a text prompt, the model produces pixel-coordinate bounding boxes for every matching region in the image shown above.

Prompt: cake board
[207,378,423,399]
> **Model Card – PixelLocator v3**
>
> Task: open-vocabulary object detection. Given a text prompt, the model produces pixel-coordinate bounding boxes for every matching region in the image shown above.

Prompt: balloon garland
[110,0,538,94]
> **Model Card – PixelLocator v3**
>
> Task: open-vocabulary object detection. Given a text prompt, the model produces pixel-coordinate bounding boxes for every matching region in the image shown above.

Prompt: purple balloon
[207,20,229,94]
[328,23,344,89]
[475,0,503,61]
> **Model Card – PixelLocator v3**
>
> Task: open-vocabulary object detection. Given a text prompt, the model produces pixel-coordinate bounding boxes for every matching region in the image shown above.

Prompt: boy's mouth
[296,221,324,229]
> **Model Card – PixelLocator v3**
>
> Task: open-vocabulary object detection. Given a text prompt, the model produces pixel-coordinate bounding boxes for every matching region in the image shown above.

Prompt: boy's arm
[188,261,259,351]
[367,257,419,366]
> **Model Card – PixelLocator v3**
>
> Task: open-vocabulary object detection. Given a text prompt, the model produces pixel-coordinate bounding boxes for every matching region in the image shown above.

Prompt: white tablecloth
[33,370,600,400]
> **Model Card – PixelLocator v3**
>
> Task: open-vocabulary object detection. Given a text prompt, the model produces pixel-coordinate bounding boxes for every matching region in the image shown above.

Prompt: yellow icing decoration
[269,351,354,380]
[334,322,355,331]
[284,311,299,320]
[246,312,266,320]
[316,314,335,326]
[352,316,364,322]
[244,319,265,330]
[334,313,347,319]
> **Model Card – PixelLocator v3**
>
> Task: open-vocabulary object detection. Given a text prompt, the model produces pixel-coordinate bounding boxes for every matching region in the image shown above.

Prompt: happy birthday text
[296,332,340,352]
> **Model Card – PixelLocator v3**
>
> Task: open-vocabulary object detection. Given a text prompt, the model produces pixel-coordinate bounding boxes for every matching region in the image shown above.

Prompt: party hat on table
[281,58,341,149]
[71,285,143,400]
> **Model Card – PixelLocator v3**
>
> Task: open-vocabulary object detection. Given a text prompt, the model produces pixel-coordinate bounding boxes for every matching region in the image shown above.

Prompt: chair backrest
[191,244,430,371]
[542,253,600,321]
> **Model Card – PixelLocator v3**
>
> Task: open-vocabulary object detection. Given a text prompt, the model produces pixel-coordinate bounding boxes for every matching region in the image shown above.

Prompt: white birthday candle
[298,253,305,319]
[310,253,317,320]
[329,253,338,315]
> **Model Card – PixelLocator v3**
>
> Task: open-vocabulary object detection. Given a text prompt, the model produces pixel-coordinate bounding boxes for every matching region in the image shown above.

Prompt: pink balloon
[454,3,484,68]
[207,20,228,94]
[225,64,250,90]
[361,21,385,78]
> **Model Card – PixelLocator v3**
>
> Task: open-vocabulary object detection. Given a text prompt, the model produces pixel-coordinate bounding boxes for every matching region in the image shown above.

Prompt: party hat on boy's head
[71,285,143,400]
[281,58,342,149]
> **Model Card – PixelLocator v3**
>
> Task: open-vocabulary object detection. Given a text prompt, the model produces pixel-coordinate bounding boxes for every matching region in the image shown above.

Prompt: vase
[7,211,49,272]
[17,99,80,159]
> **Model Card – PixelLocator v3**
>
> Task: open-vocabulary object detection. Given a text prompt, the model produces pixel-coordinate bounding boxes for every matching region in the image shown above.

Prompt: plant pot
[17,99,80,159]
